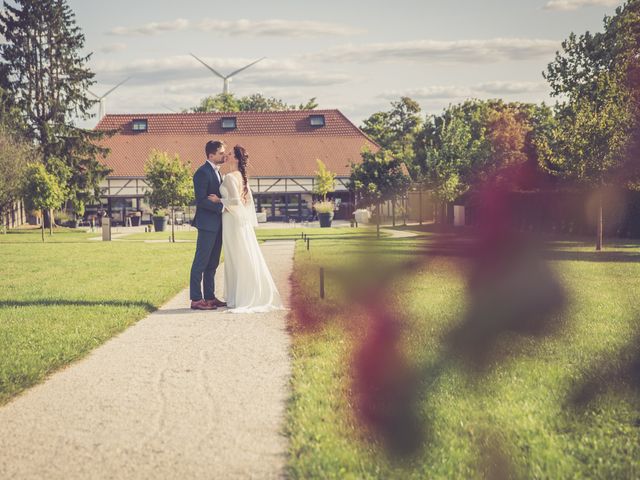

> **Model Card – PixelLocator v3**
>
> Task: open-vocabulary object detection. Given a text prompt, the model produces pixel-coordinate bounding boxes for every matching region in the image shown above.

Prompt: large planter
[131,215,141,227]
[153,216,168,232]
[354,209,370,225]
[318,212,333,228]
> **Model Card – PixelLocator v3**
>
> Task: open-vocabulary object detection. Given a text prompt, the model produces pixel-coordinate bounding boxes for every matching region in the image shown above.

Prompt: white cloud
[98,43,127,54]
[197,19,365,37]
[380,81,548,101]
[107,18,363,37]
[475,81,548,95]
[107,18,189,36]
[305,38,560,64]
[544,0,621,11]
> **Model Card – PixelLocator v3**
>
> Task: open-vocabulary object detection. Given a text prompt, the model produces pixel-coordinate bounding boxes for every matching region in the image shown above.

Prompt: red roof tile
[95,110,378,178]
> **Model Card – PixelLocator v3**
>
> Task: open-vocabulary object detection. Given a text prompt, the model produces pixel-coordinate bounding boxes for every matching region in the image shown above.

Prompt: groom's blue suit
[190,161,223,301]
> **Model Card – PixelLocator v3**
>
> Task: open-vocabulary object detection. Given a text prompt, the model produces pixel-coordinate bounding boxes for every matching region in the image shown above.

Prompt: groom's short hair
[205,140,223,157]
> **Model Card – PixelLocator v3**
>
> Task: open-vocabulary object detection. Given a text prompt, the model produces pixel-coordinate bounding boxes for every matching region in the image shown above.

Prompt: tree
[414,99,552,224]
[0,0,113,226]
[21,163,65,241]
[187,92,319,113]
[350,148,411,238]
[361,112,394,150]
[0,122,31,230]
[414,100,492,222]
[540,0,639,250]
[298,97,319,110]
[313,159,336,201]
[361,97,423,178]
[189,93,240,113]
[144,150,194,243]
[537,72,633,250]
[486,107,531,172]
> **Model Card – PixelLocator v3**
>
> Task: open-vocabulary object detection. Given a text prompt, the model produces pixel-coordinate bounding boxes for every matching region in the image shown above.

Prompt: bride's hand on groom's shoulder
[208,194,221,203]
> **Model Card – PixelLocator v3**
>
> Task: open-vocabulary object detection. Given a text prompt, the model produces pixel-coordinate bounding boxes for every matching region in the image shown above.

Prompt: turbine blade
[190,53,226,79]
[102,77,132,98]
[227,57,266,78]
[87,90,99,99]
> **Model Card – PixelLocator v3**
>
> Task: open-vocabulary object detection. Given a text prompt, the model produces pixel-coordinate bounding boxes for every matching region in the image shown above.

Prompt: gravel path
[0,241,294,480]
[379,227,421,238]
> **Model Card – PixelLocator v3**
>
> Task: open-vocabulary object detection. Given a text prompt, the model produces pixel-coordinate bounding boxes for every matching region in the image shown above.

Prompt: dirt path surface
[0,241,295,480]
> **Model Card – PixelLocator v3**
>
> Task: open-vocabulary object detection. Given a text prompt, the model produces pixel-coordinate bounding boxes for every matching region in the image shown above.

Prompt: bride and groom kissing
[189,140,283,313]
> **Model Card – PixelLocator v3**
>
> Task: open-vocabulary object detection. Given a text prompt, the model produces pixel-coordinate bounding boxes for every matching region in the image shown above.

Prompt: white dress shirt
[206,159,222,183]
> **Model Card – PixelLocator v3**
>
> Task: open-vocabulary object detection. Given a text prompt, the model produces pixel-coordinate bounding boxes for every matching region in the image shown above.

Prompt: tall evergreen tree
[0,0,112,224]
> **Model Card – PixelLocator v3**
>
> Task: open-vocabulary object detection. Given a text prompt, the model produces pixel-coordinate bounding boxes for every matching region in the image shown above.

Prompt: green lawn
[0,226,378,405]
[0,235,195,404]
[286,231,640,479]
[122,226,382,242]
[0,227,96,243]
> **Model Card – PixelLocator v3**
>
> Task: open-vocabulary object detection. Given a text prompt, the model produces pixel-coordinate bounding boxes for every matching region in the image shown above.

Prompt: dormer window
[132,119,148,132]
[221,117,237,129]
[309,114,325,127]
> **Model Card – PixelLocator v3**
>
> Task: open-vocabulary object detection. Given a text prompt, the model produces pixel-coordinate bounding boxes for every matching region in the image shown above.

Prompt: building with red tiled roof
[93,110,378,224]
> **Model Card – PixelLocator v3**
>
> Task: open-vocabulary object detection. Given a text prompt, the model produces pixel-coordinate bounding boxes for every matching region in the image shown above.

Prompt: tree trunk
[596,195,603,251]
[403,195,407,226]
[171,207,175,243]
[392,198,396,227]
[418,189,423,225]
[376,203,381,239]
[43,209,52,230]
[41,210,45,242]
[49,209,53,236]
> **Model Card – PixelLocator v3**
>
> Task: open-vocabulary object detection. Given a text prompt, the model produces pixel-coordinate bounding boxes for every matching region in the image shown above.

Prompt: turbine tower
[190,54,265,94]
[88,77,131,121]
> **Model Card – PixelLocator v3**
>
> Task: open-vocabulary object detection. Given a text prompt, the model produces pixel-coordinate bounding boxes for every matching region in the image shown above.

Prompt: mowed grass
[286,232,640,479]
[123,226,382,242]
[0,225,379,405]
[0,227,97,243]
[0,231,195,405]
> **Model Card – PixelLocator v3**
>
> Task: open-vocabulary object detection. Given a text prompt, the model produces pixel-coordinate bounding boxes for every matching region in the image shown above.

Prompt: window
[132,119,148,132]
[221,117,237,129]
[309,114,325,127]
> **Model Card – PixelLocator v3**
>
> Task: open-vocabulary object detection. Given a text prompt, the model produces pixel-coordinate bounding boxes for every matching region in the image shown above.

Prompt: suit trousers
[189,227,223,301]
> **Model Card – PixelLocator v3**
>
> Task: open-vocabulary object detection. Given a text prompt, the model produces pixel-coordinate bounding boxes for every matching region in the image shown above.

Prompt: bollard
[306,237,310,251]
[101,217,111,241]
[320,267,325,299]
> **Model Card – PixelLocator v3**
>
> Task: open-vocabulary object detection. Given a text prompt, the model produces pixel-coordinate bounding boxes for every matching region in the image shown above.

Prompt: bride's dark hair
[233,144,250,203]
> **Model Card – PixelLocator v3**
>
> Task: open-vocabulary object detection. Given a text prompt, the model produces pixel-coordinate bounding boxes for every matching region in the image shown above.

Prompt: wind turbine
[88,77,132,121]
[190,54,266,94]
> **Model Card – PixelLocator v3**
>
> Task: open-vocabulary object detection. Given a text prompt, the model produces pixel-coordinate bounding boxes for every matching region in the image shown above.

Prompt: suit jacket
[192,162,223,232]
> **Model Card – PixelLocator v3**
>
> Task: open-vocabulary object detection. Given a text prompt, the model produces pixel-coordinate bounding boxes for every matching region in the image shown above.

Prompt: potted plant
[313,159,337,228]
[314,200,335,228]
[152,209,168,232]
[131,211,142,227]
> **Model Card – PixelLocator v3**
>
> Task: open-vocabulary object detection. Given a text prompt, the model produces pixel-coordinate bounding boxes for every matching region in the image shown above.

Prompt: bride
[208,145,284,313]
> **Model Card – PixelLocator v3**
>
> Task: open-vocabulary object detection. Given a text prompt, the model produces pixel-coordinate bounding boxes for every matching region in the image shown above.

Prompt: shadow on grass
[0,299,156,311]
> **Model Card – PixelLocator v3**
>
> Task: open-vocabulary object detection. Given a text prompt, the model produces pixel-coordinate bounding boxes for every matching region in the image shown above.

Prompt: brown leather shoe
[207,297,227,308]
[191,299,216,310]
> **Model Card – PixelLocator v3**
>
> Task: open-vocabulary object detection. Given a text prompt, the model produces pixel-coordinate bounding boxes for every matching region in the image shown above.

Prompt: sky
[63,0,625,128]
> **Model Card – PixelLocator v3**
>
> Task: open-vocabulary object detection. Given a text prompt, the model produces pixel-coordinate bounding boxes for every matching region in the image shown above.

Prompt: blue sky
[65,0,625,127]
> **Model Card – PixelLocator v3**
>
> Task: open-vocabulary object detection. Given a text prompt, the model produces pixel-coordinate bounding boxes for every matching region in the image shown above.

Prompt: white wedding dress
[220,172,284,313]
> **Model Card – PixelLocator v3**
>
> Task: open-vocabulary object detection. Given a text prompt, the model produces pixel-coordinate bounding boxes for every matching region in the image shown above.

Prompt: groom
[189,140,228,310]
